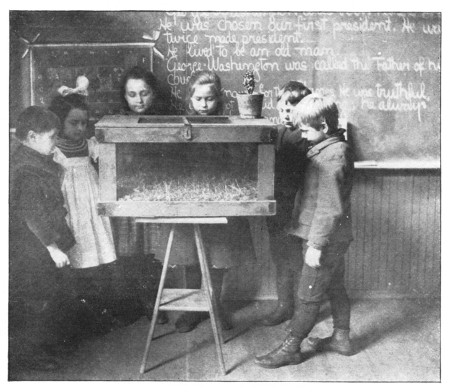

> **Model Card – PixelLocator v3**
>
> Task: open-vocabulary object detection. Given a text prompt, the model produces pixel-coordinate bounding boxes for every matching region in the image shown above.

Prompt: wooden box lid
[95,115,277,143]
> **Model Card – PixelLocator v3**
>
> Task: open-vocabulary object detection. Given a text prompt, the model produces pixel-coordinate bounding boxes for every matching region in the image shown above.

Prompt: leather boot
[307,328,353,356]
[254,333,302,369]
[327,328,352,355]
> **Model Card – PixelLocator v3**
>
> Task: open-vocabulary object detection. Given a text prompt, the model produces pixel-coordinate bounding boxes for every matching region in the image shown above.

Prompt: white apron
[54,138,116,268]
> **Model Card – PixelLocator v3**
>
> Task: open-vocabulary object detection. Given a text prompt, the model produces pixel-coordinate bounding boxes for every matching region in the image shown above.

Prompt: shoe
[260,301,294,326]
[175,312,208,333]
[254,333,302,369]
[307,328,353,356]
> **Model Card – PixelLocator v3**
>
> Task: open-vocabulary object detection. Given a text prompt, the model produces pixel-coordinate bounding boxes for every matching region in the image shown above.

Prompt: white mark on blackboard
[180,13,209,32]
[375,82,430,121]
[373,56,411,72]
[284,61,307,71]
[217,18,262,32]
[294,46,335,57]
[422,23,441,35]
[402,18,415,33]
[315,57,349,71]
[427,58,440,72]
[351,57,370,71]
[268,16,293,32]
[413,58,426,77]
[159,15,173,31]
[332,16,392,39]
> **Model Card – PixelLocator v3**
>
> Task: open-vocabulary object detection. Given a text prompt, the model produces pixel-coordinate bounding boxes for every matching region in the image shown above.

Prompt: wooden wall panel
[227,171,441,300]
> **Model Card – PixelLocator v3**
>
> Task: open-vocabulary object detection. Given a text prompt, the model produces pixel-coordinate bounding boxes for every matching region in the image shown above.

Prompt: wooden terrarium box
[95,115,277,217]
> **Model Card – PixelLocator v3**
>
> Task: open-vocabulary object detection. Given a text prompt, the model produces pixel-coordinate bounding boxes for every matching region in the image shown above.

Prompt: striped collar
[56,136,87,154]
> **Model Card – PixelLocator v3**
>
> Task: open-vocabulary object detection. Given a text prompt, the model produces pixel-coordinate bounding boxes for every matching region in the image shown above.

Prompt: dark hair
[186,70,223,115]
[277,81,312,105]
[293,93,340,133]
[15,106,61,141]
[119,66,159,113]
[48,94,89,125]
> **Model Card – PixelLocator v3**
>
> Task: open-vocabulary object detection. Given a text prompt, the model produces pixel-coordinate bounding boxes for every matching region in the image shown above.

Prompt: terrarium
[95,115,277,217]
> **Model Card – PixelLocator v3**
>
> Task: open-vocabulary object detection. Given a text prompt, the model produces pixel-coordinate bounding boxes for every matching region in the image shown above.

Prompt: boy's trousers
[289,240,351,339]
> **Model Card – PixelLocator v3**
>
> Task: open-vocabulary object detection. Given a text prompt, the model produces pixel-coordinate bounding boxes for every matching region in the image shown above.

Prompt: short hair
[293,93,339,133]
[277,81,312,106]
[48,94,89,125]
[186,70,223,115]
[120,66,159,112]
[15,106,61,141]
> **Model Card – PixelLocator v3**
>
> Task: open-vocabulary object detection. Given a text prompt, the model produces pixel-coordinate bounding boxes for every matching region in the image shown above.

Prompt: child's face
[125,78,155,114]
[63,108,88,142]
[28,128,58,155]
[298,122,327,145]
[190,84,219,115]
[277,92,297,129]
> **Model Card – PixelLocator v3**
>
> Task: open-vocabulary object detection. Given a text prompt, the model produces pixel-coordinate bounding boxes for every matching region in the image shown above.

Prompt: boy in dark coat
[261,81,311,326]
[9,106,76,372]
[255,94,354,369]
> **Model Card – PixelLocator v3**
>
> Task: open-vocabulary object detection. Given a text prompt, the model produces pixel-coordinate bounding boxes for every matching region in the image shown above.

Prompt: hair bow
[57,75,90,97]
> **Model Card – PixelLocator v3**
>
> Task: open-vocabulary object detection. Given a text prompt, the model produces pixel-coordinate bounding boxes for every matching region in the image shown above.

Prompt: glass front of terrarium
[116,143,258,203]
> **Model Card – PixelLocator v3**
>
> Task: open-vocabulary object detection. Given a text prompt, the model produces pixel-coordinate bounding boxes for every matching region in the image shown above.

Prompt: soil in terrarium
[116,144,258,202]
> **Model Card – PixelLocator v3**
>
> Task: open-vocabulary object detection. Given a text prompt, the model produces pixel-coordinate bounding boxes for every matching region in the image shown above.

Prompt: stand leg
[140,224,175,374]
[193,224,227,375]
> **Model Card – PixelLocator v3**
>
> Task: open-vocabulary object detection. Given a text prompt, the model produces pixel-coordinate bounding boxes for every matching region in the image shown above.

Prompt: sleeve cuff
[307,241,324,250]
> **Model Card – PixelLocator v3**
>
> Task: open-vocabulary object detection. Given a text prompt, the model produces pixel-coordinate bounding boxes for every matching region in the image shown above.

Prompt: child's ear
[321,121,329,134]
[27,130,37,140]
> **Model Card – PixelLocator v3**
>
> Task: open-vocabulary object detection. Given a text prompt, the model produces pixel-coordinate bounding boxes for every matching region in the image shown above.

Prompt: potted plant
[236,71,264,118]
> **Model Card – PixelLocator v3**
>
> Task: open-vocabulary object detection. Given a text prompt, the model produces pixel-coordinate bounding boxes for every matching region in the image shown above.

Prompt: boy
[261,81,311,327]
[255,94,354,369]
[9,106,76,372]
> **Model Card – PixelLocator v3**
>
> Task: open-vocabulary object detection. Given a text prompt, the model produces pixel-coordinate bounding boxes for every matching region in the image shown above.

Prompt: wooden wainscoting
[225,170,441,300]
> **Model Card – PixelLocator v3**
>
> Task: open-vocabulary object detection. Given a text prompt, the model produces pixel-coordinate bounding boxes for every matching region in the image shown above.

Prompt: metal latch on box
[182,117,193,141]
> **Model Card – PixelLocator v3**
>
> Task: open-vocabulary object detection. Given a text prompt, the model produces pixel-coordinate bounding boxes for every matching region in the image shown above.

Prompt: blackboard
[153,11,440,163]
[22,11,441,164]
[30,44,154,121]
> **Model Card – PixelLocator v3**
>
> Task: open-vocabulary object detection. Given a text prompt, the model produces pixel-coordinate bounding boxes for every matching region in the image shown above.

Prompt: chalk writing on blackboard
[155,12,440,162]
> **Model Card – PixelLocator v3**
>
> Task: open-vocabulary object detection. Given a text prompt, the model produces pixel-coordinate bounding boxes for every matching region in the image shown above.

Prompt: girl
[186,70,223,116]
[49,93,121,333]
[120,65,161,115]
[159,70,256,333]
[115,66,169,325]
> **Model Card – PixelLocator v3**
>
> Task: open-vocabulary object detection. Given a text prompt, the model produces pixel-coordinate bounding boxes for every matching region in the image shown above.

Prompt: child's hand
[46,244,71,268]
[305,246,322,268]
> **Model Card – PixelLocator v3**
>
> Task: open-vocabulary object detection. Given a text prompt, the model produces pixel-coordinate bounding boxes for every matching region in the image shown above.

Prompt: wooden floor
[9,298,440,382]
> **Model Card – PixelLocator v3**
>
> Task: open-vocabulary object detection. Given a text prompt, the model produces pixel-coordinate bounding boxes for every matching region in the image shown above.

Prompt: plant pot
[236,93,264,118]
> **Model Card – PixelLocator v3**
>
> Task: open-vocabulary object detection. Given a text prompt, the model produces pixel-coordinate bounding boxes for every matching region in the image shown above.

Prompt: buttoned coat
[10,144,75,299]
[287,134,354,249]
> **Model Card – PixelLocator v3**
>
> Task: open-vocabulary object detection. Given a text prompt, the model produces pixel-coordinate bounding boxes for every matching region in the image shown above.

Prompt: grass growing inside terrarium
[116,144,258,202]
[118,171,258,202]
